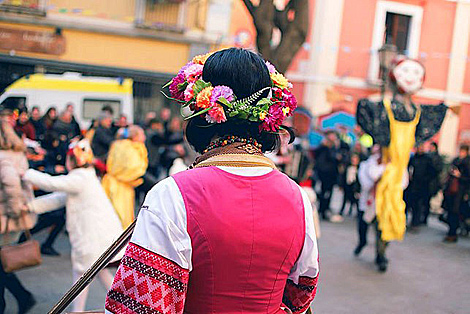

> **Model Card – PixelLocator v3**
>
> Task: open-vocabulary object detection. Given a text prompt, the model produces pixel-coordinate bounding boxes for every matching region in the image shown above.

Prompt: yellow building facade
[0,0,227,120]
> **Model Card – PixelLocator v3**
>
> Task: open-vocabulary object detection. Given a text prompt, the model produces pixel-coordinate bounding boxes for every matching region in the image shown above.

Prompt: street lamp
[378,43,398,96]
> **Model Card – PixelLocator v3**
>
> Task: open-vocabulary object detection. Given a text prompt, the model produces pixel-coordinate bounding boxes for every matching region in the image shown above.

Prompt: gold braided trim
[194,154,276,169]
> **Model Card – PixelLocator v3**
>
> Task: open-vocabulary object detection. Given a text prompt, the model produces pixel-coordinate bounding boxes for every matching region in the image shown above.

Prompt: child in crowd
[23,139,123,312]
[340,153,361,216]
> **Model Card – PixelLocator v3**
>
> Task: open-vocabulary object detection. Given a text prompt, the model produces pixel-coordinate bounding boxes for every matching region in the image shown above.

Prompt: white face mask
[392,60,425,95]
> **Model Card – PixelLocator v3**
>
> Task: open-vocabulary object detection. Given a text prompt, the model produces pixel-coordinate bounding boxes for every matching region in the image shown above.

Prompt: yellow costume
[375,99,420,242]
[102,139,148,229]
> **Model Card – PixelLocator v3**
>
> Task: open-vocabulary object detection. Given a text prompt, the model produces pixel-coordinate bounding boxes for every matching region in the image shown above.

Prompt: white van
[0,72,134,128]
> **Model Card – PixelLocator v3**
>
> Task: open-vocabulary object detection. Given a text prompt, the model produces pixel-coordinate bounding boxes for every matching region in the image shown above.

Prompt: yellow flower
[196,86,214,109]
[192,52,213,65]
[271,72,289,89]
[259,111,267,121]
[282,107,290,116]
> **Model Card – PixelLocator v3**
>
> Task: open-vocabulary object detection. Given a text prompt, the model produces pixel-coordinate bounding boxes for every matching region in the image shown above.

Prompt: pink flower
[206,105,227,123]
[260,103,285,132]
[184,64,203,83]
[282,90,297,113]
[169,72,185,100]
[211,85,234,104]
[184,83,194,101]
[265,61,276,74]
[169,61,192,100]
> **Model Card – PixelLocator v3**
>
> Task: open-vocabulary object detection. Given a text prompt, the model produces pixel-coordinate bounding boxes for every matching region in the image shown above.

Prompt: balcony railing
[0,0,46,16]
[135,0,204,33]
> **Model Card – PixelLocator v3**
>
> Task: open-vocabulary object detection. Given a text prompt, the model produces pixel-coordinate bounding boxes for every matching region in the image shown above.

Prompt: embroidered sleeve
[283,187,320,313]
[105,177,191,314]
[105,242,189,314]
[415,103,447,145]
[356,99,391,147]
[283,276,319,314]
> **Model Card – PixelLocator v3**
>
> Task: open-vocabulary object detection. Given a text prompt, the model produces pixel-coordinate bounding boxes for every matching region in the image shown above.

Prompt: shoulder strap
[383,98,395,122]
[412,104,421,125]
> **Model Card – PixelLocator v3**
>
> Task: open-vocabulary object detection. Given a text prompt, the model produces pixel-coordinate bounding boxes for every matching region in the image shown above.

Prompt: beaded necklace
[203,136,262,154]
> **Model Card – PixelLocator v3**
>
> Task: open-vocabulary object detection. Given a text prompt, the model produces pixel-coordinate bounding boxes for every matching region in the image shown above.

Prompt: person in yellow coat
[102,125,148,228]
[357,57,449,272]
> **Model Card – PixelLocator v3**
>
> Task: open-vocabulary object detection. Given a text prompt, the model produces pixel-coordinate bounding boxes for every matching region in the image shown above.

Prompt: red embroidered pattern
[282,275,319,314]
[105,242,189,314]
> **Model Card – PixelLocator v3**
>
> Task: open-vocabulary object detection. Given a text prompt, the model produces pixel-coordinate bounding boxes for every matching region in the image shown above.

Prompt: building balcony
[135,0,206,33]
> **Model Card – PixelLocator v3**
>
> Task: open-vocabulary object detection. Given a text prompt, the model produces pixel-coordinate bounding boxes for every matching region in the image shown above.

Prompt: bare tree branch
[241,0,255,17]
[242,0,309,72]
[274,9,289,34]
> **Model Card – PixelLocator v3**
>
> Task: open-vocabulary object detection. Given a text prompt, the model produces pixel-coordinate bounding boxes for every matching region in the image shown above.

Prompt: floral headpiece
[164,52,297,132]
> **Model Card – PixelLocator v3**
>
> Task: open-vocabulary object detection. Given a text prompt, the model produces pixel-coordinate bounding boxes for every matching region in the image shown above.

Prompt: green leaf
[182,99,193,107]
[229,110,239,117]
[162,80,172,89]
[193,80,211,95]
[256,98,271,106]
[183,107,211,120]
[160,91,186,104]
[238,112,248,119]
[217,97,232,108]
[177,81,188,91]
[248,115,259,122]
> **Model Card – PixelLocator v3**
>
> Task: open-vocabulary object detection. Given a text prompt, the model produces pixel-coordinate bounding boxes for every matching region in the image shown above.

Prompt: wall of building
[49,0,136,22]
[417,0,455,90]
[0,21,191,73]
[336,0,376,80]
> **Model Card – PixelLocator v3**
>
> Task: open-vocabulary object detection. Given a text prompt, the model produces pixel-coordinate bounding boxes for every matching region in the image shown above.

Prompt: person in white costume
[23,139,123,312]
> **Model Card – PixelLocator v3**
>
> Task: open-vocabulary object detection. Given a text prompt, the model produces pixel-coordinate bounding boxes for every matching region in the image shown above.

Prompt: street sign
[0,27,66,55]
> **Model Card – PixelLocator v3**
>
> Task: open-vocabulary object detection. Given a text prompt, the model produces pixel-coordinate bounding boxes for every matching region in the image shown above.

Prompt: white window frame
[368,1,423,82]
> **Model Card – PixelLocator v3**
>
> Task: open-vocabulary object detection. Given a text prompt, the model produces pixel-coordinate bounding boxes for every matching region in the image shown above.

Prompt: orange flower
[196,86,214,110]
[192,52,213,65]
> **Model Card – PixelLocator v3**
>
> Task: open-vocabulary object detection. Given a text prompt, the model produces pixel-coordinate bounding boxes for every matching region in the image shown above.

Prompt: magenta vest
[172,167,305,314]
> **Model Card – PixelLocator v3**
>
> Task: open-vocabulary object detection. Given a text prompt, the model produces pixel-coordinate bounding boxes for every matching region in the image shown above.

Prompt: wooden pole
[48,220,136,314]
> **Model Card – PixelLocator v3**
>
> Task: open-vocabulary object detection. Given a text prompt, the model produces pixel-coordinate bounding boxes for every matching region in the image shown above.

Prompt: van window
[1,96,26,111]
[82,99,121,120]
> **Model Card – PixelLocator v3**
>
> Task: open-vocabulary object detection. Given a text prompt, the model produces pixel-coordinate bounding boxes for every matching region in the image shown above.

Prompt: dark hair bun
[185,48,294,154]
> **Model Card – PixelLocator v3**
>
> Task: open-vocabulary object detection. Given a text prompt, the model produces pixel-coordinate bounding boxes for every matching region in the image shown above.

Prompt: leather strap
[2,211,31,245]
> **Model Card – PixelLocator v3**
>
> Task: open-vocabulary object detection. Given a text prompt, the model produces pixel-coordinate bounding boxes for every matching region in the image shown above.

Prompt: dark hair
[460,144,469,153]
[149,118,162,126]
[46,107,56,115]
[430,142,438,150]
[185,48,294,154]
[101,105,114,115]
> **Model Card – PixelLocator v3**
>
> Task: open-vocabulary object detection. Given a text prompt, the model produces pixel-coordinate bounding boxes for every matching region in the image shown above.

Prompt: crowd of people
[0,103,189,313]
[303,129,470,244]
[0,93,469,312]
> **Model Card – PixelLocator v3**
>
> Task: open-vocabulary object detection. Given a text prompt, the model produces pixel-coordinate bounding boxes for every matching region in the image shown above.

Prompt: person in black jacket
[29,106,46,144]
[91,112,115,161]
[314,131,341,220]
[408,144,434,230]
[425,142,444,224]
[340,153,361,216]
[442,145,470,242]
[66,103,82,138]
